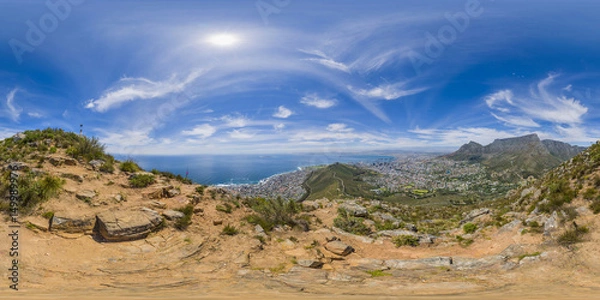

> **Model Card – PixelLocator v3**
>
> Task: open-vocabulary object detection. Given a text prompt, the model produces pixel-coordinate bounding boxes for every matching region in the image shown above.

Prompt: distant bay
[118,154,393,185]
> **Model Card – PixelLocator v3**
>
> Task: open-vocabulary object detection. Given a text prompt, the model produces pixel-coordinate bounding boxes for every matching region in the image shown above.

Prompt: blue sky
[1,0,599,155]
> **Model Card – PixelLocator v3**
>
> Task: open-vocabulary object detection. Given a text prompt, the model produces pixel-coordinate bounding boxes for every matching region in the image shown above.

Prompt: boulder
[95,208,163,242]
[301,200,320,212]
[12,132,26,142]
[377,229,417,238]
[166,188,180,198]
[88,160,105,170]
[162,209,184,220]
[339,202,368,217]
[61,173,84,183]
[50,215,95,234]
[76,190,96,202]
[324,240,354,256]
[460,208,490,225]
[5,162,28,171]
[297,259,324,269]
[544,211,559,236]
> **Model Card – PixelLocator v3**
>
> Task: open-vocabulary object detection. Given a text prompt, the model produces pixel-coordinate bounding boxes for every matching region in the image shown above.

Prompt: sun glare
[207,34,239,47]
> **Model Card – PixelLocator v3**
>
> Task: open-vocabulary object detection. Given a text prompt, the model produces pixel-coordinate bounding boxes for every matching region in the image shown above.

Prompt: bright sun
[207,34,239,47]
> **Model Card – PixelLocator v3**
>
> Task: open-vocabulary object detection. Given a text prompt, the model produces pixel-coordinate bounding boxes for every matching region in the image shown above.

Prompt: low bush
[174,204,194,230]
[216,203,233,214]
[222,224,239,236]
[393,235,419,247]
[463,222,477,234]
[120,159,141,173]
[244,197,300,231]
[129,174,155,188]
[557,225,589,247]
[333,208,371,236]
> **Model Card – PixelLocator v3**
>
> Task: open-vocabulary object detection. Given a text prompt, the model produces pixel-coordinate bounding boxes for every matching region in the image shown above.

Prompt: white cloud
[563,84,572,92]
[229,129,255,139]
[181,124,216,138]
[85,71,202,112]
[300,94,337,109]
[485,74,589,128]
[27,112,43,118]
[5,88,21,122]
[221,115,249,127]
[273,106,293,119]
[326,123,353,132]
[274,123,285,131]
[300,49,350,73]
[348,83,426,100]
[410,127,520,147]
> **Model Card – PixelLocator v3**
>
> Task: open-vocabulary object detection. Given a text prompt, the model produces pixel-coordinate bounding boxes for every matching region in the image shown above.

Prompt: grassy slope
[303,163,378,200]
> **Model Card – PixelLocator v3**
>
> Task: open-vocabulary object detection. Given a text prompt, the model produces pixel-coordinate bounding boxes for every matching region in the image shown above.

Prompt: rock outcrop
[95,208,163,242]
[50,215,95,234]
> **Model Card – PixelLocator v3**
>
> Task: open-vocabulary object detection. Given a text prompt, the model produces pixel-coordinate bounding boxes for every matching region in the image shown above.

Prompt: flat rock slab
[50,215,95,234]
[76,190,97,201]
[324,240,354,256]
[162,209,184,220]
[384,257,452,270]
[96,208,163,242]
[297,259,324,269]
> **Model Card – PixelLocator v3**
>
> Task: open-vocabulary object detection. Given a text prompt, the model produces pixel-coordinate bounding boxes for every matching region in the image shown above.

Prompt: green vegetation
[243,197,300,231]
[392,235,419,247]
[0,172,64,214]
[195,185,205,195]
[150,169,192,184]
[99,160,115,173]
[128,173,155,188]
[120,159,141,173]
[41,211,55,219]
[517,252,541,262]
[538,178,576,213]
[557,225,589,247]
[222,224,239,236]
[366,270,392,277]
[333,208,371,235]
[174,204,194,230]
[590,199,600,214]
[216,203,233,214]
[456,235,474,247]
[462,222,477,234]
[374,220,401,231]
[303,163,379,200]
[69,135,107,162]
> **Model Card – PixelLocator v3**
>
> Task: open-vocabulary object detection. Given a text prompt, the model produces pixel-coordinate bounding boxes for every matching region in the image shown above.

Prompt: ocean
[119,154,393,185]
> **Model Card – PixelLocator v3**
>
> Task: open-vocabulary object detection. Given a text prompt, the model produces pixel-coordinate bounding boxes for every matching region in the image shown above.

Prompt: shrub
[244,197,300,231]
[70,136,106,162]
[463,222,477,234]
[216,203,233,214]
[557,225,589,247]
[120,159,141,173]
[174,204,194,230]
[333,208,371,236]
[590,199,600,214]
[99,161,115,173]
[3,173,65,214]
[195,185,205,195]
[222,224,239,236]
[129,174,155,188]
[41,211,55,220]
[375,220,401,231]
[393,235,419,247]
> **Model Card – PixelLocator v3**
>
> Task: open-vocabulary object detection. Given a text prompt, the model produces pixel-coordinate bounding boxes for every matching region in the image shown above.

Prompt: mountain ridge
[445,134,586,178]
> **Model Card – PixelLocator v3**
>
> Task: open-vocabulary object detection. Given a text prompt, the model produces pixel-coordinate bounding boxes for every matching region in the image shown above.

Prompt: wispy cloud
[326,123,353,132]
[273,106,293,119]
[221,114,249,128]
[181,124,216,138]
[486,74,589,127]
[348,83,426,100]
[300,94,337,109]
[300,49,350,73]
[5,88,21,122]
[85,71,203,112]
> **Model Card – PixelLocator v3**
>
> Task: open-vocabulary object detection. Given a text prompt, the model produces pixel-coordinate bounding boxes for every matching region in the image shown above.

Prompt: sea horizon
[116,153,395,186]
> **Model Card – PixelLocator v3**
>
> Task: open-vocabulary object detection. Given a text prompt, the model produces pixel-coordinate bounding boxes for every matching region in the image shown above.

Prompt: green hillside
[303,163,379,200]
